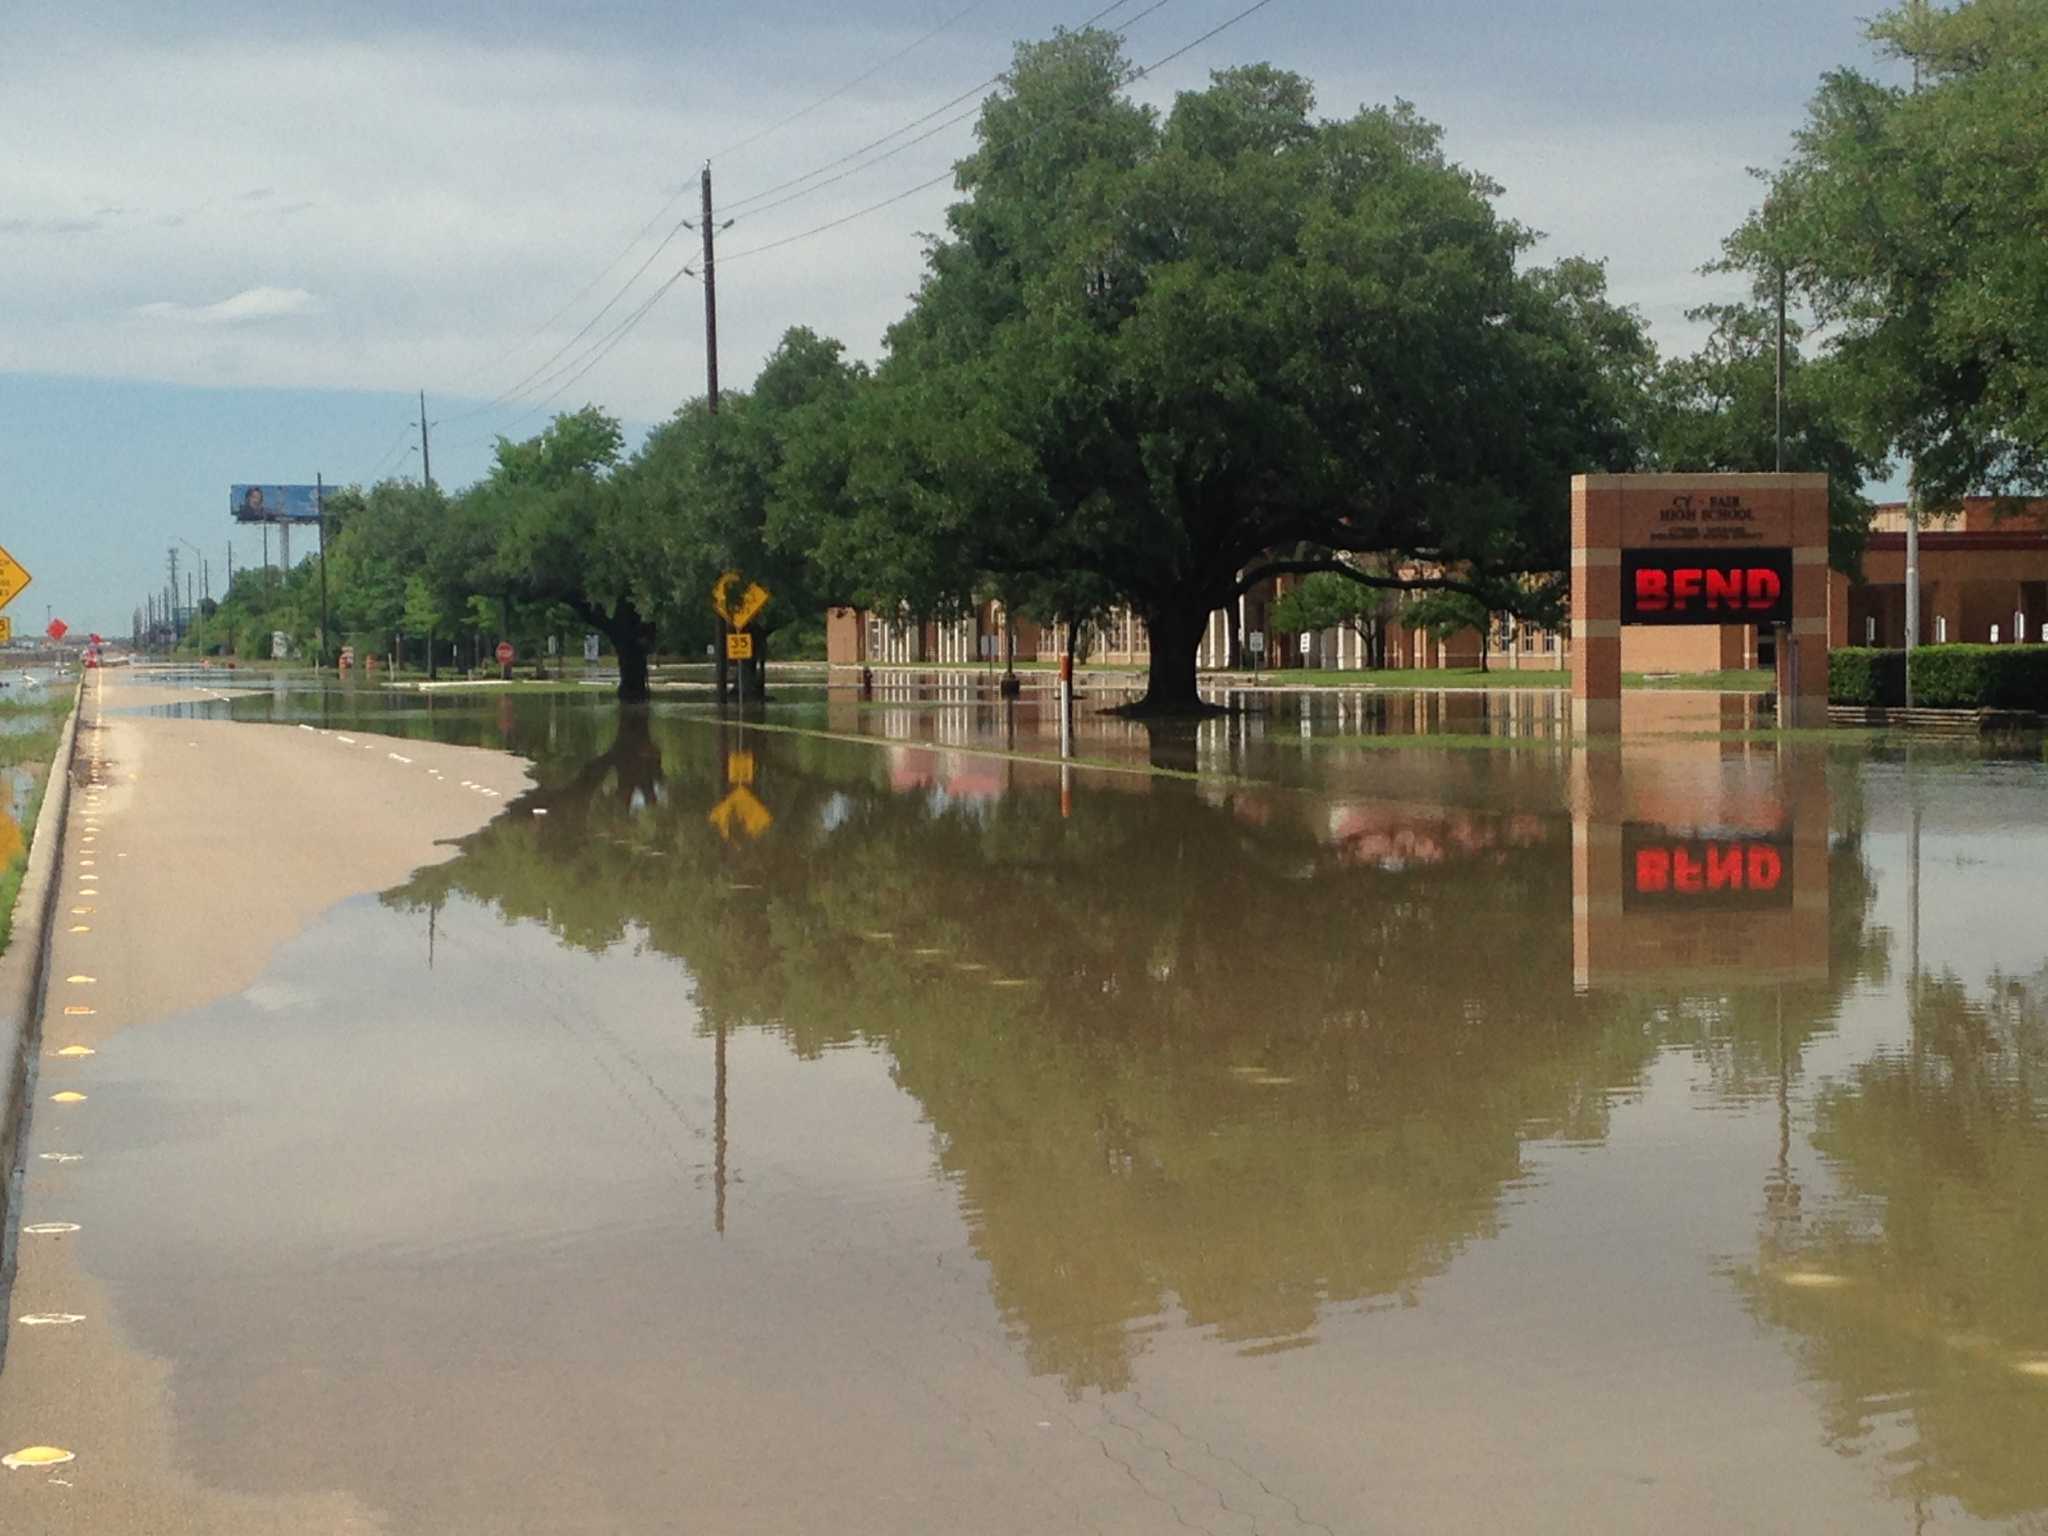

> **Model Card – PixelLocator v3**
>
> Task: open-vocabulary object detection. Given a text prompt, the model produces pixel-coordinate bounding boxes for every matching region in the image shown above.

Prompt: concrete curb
[0,679,83,1349]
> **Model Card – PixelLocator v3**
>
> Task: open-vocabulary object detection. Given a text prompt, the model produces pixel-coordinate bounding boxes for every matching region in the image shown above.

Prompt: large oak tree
[802,32,1649,711]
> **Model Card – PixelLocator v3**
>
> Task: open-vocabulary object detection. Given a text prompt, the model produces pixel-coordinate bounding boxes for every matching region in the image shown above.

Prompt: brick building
[1832,499,2048,648]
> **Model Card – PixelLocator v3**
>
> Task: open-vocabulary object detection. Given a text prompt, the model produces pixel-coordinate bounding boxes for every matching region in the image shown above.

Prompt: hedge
[1829,648,1907,706]
[1829,645,2048,710]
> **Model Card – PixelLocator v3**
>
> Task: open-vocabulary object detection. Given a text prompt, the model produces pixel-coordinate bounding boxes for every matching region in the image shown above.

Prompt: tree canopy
[785,33,1654,710]
[1724,0,2048,506]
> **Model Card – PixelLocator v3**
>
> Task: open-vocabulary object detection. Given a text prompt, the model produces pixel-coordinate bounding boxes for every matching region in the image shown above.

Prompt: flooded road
[13,674,2048,1532]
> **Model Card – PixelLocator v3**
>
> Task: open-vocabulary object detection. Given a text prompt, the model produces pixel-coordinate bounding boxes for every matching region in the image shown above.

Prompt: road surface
[0,674,527,1533]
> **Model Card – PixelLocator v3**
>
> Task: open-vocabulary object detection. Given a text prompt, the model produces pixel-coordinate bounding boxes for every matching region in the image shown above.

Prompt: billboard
[230,484,325,523]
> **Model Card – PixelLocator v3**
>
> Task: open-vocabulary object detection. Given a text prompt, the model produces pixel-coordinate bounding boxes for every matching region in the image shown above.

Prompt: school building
[824,500,2048,674]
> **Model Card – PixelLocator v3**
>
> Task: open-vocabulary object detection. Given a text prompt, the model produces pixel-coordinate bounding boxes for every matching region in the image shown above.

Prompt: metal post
[1905,477,1920,709]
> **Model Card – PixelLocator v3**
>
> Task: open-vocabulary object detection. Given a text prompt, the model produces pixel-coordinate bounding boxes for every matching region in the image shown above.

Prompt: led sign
[1621,549,1793,627]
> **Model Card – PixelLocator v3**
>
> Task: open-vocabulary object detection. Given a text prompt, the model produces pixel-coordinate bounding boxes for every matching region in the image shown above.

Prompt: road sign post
[712,572,773,709]
[497,639,514,680]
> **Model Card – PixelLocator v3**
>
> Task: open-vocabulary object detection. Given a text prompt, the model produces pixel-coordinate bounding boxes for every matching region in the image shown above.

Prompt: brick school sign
[1571,474,1829,730]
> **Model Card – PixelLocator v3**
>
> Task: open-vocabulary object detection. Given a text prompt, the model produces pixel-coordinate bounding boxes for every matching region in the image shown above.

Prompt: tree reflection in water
[1741,965,2048,1522]
[387,712,1880,1399]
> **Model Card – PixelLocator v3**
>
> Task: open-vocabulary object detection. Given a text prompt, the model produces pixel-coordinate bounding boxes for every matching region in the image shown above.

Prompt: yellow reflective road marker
[65,975,95,985]
[1775,1269,1851,1289]
[38,1154,82,1164]
[23,1223,80,1235]
[3,1447,75,1471]
[55,1046,95,1057]
[70,907,93,915]
[50,1092,87,1103]
[62,1006,93,1016]
[16,1315,86,1328]
[68,925,89,933]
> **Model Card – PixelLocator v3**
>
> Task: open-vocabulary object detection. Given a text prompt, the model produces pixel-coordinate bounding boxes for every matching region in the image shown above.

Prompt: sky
[2,0,1907,636]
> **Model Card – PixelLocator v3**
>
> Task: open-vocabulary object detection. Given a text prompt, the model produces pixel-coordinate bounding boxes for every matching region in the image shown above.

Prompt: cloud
[134,286,323,325]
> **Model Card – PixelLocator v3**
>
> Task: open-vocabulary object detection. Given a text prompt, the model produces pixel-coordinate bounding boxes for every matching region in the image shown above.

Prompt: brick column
[1570,476,1623,734]
[1786,484,1831,727]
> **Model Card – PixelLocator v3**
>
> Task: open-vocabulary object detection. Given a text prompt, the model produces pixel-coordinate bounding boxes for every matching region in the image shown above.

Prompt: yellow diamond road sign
[0,544,31,612]
[0,617,11,645]
[712,571,771,631]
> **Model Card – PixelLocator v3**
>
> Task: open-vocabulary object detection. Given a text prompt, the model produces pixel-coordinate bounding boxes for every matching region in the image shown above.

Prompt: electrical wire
[724,0,1284,266]
[718,0,1153,219]
[438,210,701,425]
[443,0,998,407]
[724,0,1176,228]
[363,424,416,484]
[498,264,700,435]
[432,0,1143,421]
[444,0,1284,439]
[709,0,998,163]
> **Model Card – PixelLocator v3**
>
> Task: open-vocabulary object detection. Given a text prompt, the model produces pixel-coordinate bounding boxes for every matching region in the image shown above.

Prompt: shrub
[1910,645,2048,710]
[1829,648,1906,706]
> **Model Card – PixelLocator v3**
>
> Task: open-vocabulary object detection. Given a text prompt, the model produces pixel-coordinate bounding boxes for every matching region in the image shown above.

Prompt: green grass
[0,696,72,954]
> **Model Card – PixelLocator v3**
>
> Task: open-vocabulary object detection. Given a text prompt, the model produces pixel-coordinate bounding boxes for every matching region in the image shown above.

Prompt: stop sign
[496,641,514,665]
[46,619,67,641]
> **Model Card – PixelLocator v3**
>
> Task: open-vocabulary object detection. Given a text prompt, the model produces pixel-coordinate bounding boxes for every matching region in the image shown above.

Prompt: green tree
[1268,571,1399,666]
[1398,591,1494,671]
[1647,303,1885,572]
[468,408,658,699]
[804,36,1651,712]
[1724,0,2048,505]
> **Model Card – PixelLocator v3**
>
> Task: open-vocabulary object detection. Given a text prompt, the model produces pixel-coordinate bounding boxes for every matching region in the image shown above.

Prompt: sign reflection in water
[1572,736,1829,993]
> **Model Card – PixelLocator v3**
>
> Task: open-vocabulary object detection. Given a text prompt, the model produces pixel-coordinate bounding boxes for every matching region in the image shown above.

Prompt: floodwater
[71,675,2048,1529]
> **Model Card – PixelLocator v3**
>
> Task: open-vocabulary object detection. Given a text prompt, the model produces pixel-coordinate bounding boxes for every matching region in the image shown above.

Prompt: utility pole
[317,473,331,670]
[167,546,180,641]
[418,390,434,492]
[703,160,731,703]
[701,163,720,414]
[1774,267,1787,472]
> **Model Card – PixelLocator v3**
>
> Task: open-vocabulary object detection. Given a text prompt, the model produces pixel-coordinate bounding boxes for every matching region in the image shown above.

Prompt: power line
[441,0,996,408]
[447,0,1284,439]
[499,265,700,435]
[439,210,701,425]
[725,0,1176,230]
[719,0,1153,219]
[710,0,998,163]
[363,423,415,484]
[725,0,1284,266]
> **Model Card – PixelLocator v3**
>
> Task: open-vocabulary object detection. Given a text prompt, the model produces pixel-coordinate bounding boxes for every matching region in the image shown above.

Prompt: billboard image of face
[231,485,325,523]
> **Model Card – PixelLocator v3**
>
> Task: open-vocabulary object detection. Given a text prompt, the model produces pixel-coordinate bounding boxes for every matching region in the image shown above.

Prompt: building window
[1936,616,1949,643]
[1866,616,1877,644]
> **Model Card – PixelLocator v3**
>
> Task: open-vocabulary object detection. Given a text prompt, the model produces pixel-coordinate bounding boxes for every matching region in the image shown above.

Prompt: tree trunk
[1226,602,1243,670]
[1122,604,1214,716]
[616,632,651,702]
